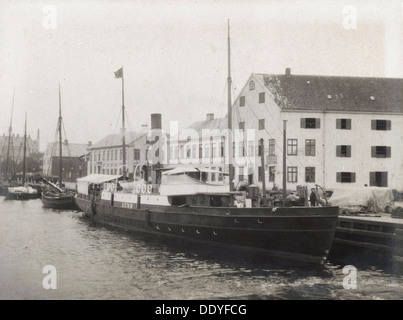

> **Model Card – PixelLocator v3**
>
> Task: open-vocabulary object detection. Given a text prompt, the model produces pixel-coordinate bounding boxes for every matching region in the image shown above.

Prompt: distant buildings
[43,140,89,182]
[0,130,40,177]
[87,130,148,179]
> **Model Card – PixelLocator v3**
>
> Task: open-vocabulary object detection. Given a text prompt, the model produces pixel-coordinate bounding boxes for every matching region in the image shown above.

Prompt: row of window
[300,118,392,130]
[91,149,140,162]
[168,139,391,159]
[253,166,388,187]
[240,117,392,132]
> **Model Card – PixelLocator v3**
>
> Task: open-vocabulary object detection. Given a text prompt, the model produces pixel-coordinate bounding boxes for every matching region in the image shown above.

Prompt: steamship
[74,24,339,265]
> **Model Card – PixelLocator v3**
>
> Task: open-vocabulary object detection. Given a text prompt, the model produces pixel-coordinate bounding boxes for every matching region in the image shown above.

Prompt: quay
[329,206,403,272]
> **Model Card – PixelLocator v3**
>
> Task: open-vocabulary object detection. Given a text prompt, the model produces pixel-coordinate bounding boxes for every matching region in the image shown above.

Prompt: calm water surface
[0,197,402,300]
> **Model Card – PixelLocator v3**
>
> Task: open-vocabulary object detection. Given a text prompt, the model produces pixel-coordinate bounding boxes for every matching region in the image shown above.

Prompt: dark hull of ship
[75,196,339,265]
[42,193,77,210]
[5,192,40,200]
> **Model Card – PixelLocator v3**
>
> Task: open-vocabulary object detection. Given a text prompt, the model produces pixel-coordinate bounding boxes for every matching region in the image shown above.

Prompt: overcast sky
[0,0,402,152]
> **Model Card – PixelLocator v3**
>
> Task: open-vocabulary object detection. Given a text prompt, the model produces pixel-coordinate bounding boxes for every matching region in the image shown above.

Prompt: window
[259,119,265,130]
[247,141,254,157]
[269,166,275,182]
[269,139,275,155]
[218,167,223,181]
[211,167,216,182]
[220,141,224,157]
[371,146,391,158]
[239,121,245,131]
[239,166,244,181]
[287,139,298,156]
[369,172,388,187]
[305,167,315,183]
[336,119,351,130]
[199,144,202,159]
[192,145,196,158]
[371,120,391,131]
[238,141,245,157]
[305,139,316,156]
[240,96,245,107]
[301,118,320,129]
[249,81,255,90]
[133,149,140,160]
[259,92,265,104]
[336,172,356,183]
[205,144,210,159]
[336,145,351,157]
[258,166,263,182]
[287,167,298,183]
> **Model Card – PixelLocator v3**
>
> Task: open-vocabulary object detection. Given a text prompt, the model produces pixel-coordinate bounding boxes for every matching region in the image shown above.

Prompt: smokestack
[151,113,162,130]
[206,113,214,121]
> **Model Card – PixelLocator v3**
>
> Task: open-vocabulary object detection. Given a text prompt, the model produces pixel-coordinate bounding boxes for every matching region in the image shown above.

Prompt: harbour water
[0,197,402,300]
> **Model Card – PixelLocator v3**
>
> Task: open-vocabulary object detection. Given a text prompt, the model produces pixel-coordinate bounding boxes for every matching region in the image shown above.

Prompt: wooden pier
[329,211,403,272]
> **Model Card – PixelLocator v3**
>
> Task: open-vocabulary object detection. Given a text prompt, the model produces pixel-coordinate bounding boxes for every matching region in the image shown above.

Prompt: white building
[231,68,403,192]
[87,130,148,178]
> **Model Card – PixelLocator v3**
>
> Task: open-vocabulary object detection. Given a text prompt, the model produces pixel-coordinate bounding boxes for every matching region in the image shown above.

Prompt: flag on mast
[115,67,123,78]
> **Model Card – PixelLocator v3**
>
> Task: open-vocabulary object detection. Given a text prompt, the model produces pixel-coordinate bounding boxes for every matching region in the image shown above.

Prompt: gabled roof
[90,131,144,149]
[255,73,403,114]
[187,117,228,133]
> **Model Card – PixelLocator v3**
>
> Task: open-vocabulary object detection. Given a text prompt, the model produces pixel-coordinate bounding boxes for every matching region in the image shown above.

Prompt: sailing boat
[41,85,76,209]
[74,23,339,265]
[5,113,40,200]
[0,91,17,196]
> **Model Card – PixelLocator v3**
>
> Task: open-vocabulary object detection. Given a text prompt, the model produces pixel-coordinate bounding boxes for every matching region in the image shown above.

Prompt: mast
[282,120,287,199]
[22,112,27,184]
[227,20,234,192]
[5,90,15,179]
[121,67,126,179]
[260,138,266,199]
[58,84,63,187]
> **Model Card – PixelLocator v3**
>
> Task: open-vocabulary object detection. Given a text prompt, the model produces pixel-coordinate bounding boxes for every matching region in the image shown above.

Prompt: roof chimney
[151,113,162,130]
[285,68,291,76]
[206,113,214,121]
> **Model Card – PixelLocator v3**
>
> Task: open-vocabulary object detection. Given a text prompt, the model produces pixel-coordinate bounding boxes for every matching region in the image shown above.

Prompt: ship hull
[75,196,338,265]
[42,193,77,210]
[5,192,40,200]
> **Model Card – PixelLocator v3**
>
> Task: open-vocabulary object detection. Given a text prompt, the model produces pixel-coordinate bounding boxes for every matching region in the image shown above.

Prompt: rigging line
[207,46,225,116]
[215,79,228,128]
[61,122,71,158]
[114,107,122,134]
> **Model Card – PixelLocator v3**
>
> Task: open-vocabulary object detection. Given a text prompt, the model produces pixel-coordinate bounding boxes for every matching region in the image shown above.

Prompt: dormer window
[249,81,255,91]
